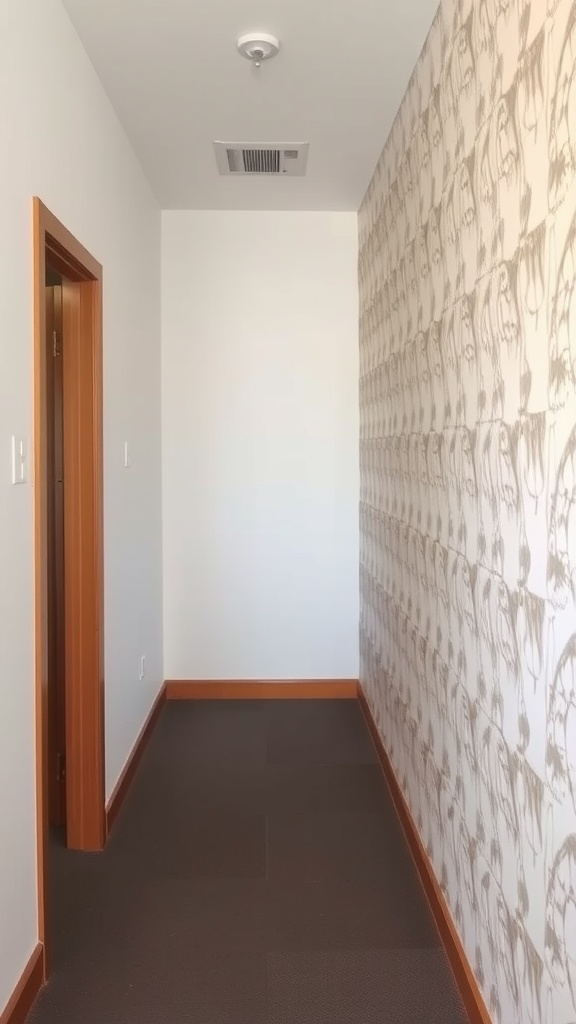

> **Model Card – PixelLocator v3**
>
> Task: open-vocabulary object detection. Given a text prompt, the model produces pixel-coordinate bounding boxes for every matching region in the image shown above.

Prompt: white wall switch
[139,655,146,680]
[124,442,131,469]
[11,436,27,485]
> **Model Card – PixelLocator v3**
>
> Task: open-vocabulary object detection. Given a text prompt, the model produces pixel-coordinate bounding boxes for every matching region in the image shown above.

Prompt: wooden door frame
[45,282,66,828]
[32,198,105,970]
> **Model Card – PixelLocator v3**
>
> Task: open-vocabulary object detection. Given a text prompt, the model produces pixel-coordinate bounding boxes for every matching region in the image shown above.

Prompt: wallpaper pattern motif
[358,1,576,1021]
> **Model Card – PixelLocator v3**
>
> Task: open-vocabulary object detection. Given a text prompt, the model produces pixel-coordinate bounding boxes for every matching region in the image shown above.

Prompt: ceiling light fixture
[237,33,280,68]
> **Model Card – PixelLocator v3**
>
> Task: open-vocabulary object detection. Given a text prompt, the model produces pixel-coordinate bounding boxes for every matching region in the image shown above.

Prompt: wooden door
[45,281,67,828]
[34,199,105,974]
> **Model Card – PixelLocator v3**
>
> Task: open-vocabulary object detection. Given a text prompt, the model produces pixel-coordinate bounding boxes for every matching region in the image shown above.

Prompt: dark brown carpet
[28,699,469,1023]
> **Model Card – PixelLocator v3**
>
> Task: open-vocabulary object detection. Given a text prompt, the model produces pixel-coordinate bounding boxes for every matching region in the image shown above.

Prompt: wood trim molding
[61,277,105,851]
[106,684,167,833]
[41,204,101,283]
[165,679,359,700]
[0,945,44,1024]
[357,685,492,1024]
[33,198,105,976]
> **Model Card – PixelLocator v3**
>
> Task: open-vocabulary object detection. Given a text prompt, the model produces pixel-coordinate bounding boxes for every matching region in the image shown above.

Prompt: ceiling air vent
[214,142,309,176]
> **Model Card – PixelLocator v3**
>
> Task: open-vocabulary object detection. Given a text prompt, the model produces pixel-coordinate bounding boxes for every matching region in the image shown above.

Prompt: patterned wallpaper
[358,1,576,1022]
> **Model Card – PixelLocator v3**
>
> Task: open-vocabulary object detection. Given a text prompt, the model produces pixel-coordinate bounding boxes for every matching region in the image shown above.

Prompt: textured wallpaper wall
[358,1,576,1022]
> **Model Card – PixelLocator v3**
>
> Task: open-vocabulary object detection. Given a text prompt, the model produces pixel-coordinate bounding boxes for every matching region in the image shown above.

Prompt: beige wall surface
[0,0,163,1012]
[162,211,359,682]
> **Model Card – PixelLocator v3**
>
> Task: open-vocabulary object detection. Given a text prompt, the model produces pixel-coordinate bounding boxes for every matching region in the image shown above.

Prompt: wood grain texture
[61,278,105,851]
[106,684,167,833]
[165,680,359,700]
[33,199,105,979]
[0,945,44,1024]
[33,197,50,953]
[41,204,101,283]
[45,284,66,829]
[357,685,492,1024]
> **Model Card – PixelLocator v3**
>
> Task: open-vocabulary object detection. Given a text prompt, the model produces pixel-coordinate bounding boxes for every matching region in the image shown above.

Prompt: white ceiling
[61,0,438,211]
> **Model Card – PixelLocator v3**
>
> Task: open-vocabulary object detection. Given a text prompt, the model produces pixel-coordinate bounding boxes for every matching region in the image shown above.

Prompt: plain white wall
[0,0,163,1011]
[162,211,359,680]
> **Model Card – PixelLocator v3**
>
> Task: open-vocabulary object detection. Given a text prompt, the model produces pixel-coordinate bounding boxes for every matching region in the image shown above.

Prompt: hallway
[28,699,468,1023]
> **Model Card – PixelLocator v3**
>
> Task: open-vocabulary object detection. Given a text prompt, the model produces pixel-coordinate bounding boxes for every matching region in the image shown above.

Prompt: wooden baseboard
[165,679,359,700]
[357,685,492,1024]
[0,945,44,1024]
[106,683,166,833]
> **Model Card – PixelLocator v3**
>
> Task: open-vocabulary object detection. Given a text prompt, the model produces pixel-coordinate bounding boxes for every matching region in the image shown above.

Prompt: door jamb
[32,198,105,973]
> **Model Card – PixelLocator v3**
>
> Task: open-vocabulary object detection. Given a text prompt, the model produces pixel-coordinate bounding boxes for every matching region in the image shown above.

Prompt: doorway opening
[33,198,105,975]
[45,266,66,833]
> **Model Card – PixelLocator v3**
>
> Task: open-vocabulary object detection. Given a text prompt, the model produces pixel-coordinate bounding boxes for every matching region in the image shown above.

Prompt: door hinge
[57,752,66,782]
[53,331,61,358]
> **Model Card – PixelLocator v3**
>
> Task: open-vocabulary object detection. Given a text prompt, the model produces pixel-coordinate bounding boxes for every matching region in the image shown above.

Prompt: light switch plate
[11,436,27,485]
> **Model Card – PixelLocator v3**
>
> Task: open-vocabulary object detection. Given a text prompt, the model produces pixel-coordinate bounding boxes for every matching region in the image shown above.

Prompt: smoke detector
[237,33,280,68]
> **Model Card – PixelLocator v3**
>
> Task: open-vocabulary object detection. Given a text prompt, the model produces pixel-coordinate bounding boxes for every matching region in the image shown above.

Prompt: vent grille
[240,149,280,174]
[215,142,309,177]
